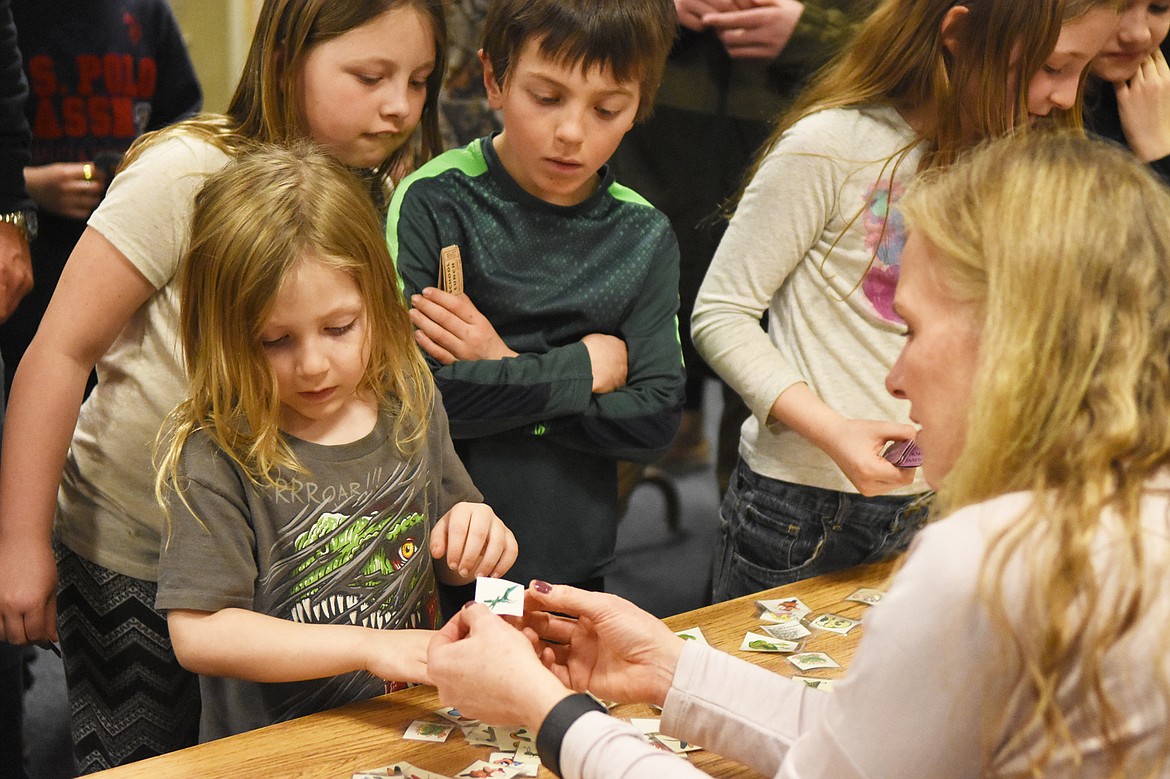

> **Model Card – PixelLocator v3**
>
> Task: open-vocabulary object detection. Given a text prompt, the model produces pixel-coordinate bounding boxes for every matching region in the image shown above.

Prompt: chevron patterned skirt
[54,541,200,773]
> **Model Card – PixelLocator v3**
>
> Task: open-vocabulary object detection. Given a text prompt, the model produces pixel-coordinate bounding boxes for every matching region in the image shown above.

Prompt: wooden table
[92,560,897,779]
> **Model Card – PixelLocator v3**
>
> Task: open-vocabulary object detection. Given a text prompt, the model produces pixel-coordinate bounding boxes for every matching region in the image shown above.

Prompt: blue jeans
[710,461,928,602]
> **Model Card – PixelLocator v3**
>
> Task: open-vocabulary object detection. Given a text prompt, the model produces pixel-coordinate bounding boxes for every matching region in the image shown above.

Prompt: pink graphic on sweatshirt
[860,180,906,324]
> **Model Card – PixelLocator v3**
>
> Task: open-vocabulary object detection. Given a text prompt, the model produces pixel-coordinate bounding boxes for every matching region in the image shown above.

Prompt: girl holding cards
[429,130,1170,778]
[691,0,1121,600]
[154,143,516,741]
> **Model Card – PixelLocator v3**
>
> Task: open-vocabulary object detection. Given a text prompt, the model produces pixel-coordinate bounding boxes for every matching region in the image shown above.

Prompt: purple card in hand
[882,439,923,468]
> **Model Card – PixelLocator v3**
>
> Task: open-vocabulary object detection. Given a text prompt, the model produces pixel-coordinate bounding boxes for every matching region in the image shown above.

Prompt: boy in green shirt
[389,0,683,595]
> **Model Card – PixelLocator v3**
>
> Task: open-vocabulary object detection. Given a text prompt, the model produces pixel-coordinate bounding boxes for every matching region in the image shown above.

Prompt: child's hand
[365,628,432,686]
[1116,48,1170,164]
[409,287,518,363]
[818,418,918,496]
[431,502,518,584]
[581,333,628,394]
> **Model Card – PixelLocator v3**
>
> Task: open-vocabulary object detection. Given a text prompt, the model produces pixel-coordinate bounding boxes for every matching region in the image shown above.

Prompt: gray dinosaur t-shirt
[156,395,479,740]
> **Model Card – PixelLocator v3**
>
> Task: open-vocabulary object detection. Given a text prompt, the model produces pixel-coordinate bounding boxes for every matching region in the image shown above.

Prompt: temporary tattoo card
[787,652,841,671]
[739,631,799,653]
[354,763,449,779]
[463,722,500,747]
[474,576,525,616]
[674,626,709,644]
[492,725,536,750]
[432,706,478,726]
[761,621,812,641]
[489,753,538,777]
[756,596,811,619]
[792,676,836,691]
[844,587,886,605]
[808,613,860,635]
[456,759,521,778]
[403,720,455,742]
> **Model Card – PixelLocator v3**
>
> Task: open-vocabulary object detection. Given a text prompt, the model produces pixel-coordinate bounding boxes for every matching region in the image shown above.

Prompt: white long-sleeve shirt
[691,104,927,495]
[562,478,1170,777]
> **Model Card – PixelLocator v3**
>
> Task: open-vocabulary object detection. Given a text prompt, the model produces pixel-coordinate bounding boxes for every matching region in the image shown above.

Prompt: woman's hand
[428,603,573,727]
[1117,48,1170,163]
[525,582,684,708]
[431,502,518,585]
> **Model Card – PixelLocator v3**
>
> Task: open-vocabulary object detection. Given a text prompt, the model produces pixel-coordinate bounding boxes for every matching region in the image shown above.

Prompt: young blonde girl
[693,0,1121,601]
[0,0,447,769]
[1084,0,1170,180]
[154,143,516,741]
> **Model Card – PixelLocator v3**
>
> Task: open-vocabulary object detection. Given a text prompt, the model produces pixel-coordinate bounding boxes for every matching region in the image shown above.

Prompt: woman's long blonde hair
[123,0,447,193]
[901,130,1170,775]
[155,142,434,519]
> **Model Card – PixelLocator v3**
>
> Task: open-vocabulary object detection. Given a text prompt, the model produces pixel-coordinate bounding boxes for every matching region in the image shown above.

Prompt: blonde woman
[426,130,1170,778]
[690,0,1121,601]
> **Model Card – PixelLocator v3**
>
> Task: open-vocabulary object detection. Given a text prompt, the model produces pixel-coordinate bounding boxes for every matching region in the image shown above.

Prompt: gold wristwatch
[0,209,37,243]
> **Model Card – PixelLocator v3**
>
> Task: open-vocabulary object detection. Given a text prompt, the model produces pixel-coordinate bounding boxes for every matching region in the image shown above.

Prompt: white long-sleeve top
[561,477,1170,777]
[691,104,927,495]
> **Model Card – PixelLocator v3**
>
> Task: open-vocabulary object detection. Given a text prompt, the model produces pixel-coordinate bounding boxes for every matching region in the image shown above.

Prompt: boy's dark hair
[481,0,675,120]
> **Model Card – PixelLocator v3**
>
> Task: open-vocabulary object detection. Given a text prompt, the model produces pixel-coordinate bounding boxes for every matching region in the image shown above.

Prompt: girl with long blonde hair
[0,0,448,769]
[154,143,516,741]
[693,0,1122,602]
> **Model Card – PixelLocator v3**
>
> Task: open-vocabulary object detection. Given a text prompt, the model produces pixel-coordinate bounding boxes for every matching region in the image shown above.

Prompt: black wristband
[536,692,607,778]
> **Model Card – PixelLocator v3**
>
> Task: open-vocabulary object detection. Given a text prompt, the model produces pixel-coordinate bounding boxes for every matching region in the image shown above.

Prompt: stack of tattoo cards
[355,706,540,779]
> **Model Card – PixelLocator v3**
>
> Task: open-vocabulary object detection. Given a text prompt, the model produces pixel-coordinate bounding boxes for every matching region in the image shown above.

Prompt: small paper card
[463,722,500,747]
[756,596,811,618]
[629,717,702,754]
[354,763,450,779]
[674,626,709,644]
[440,244,464,295]
[787,652,840,671]
[808,613,860,635]
[457,759,521,778]
[793,676,836,691]
[489,753,538,777]
[403,720,455,742]
[761,621,812,641]
[844,587,885,605]
[432,706,479,726]
[739,631,799,653]
[475,576,525,616]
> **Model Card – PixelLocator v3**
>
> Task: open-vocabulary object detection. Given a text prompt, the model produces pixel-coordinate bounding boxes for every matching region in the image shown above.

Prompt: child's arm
[0,229,157,646]
[768,383,916,497]
[692,112,915,494]
[410,288,629,396]
[429,501,518,585]
[167,608,430,685]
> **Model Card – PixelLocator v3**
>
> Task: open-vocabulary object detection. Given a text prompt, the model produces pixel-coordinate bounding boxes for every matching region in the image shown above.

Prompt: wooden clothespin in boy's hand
[439,244,464,295]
